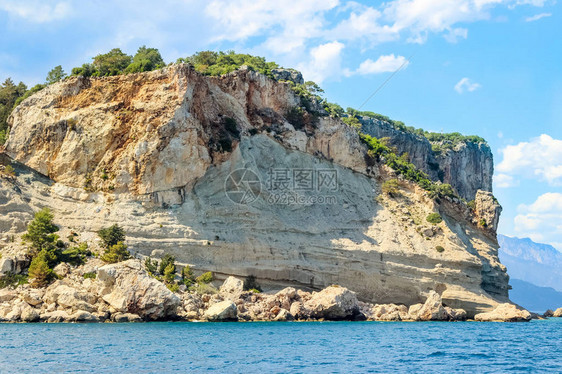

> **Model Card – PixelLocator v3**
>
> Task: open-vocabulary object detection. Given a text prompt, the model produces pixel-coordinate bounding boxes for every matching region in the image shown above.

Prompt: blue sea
[0,319,560,373]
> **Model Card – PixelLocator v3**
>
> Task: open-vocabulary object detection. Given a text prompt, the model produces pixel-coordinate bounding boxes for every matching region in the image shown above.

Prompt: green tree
[100,242,130,263]
[158,253,175,275]
[97,224,125,249]
[92,48,132,76]
[28,250,54,287]
[181,265,195,286]
[163,262,176,284]
[243,275,262,292]
[145,257,158,274]
[0,78,27,134]
[46,65,66,85]
[124,46,165,73]
[22,208,59,254]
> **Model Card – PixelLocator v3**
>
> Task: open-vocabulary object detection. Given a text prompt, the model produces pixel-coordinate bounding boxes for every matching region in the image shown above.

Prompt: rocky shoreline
[1,258,555,324]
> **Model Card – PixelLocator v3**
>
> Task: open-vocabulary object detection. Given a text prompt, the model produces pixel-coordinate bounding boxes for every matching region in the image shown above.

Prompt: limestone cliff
[360,117,493,201]
[1,64,509,316]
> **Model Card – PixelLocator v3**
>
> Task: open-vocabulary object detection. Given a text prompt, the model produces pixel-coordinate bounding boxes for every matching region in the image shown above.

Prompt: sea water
[0,319,560,373]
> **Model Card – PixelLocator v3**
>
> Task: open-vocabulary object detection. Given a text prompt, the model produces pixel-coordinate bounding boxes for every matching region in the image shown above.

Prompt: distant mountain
[508,279,562,313]
[498,234,562,292]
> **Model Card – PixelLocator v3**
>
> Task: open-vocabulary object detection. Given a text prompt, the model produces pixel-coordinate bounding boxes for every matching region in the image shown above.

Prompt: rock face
[553,308,562,317]
[474,303,532,322]
[475,191,502,233]
[360,117,493,201]
[0,64,510,317]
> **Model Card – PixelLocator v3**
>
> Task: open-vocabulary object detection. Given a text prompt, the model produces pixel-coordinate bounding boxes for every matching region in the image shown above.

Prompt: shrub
[341,116,361,129]
[196,271,213,284]
[479,219,488,228]
[28,250,54,287]
[0,272,28,289]
[243,275,262,292]
[167,283,180,292]
[60,243,91,266]
[158,254,175,275]
[181,265,196,286]
[435,246,445,253]
[100,242,130,264]
[22,208,59,254]
[323,101,344,117]
[145,257,158,275]
[190,283,218,295]
[97,224,125,249]
[163,262,176,284]
[83,272,97,279]
[0,129,7,145]
[467,200,476,211]
[426,213,443,225]
[182,51,279,77]
[3,165,15,177]
[382,179,400,197]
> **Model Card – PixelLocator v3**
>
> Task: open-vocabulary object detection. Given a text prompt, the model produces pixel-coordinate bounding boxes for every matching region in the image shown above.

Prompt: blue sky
[1,0,561,248]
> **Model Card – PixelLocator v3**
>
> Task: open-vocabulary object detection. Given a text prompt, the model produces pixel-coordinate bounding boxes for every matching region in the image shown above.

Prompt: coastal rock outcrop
[474,303,532,322]
[97,260,181,320]
[0,64,510,317]
[204,301,238,321]
[553,308,562,317]
[304,286,360,320]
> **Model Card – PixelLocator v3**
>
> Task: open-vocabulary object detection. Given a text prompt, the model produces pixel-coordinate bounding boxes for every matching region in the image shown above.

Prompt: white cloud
[514,193,562,250]
[494,173,518,188]
[345,54,409,76]
[297,41,345,83]
[443,27,469,43]
[525,12,552,21]
[497,134,562,186]
[454,77,481,93]
[0,0,71,23]
[204,0,339,53]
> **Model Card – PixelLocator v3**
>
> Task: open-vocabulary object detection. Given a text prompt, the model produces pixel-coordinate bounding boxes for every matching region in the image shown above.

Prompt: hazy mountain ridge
[498,234,562,292]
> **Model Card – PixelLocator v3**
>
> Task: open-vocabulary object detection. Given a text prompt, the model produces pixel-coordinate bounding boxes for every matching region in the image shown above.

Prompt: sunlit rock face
[2,64,508,317]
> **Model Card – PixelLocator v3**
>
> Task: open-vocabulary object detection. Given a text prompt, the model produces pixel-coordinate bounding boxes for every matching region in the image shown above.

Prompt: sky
[1,0,561,249]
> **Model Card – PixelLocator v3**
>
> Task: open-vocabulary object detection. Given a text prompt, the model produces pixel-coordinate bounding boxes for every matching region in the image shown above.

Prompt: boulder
[21,289,44,306]
[69,310,99,322]
[53,263,71,277]
[415,291,448,321]
[553,308,562,318]
[96,259,180,320]
[20,306,40,322]
[408,303,423,318]
[474,303,532,322]
[273,309,293,321]
[289,301,309,320]
[204,301,237,321]
[0,288,17,303]
[44,283,97,311]
[112,313,142,322]
[0,258,13,275]
[220,276,244,295]
[41,310,70,323]
[543,309,554,318]
[304,286,359,320]
[445,307,467,321]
